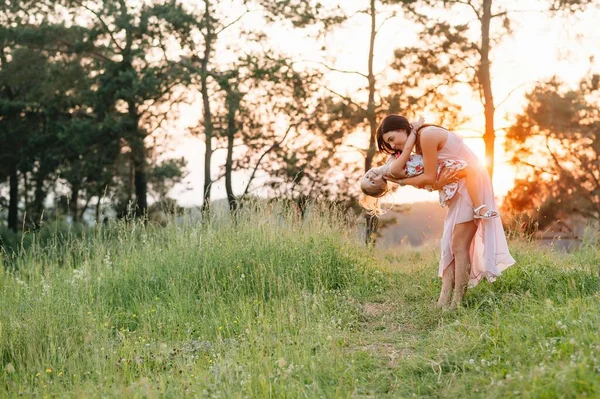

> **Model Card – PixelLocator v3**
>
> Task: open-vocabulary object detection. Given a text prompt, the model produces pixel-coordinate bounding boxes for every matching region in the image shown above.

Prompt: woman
[376,115,515,309]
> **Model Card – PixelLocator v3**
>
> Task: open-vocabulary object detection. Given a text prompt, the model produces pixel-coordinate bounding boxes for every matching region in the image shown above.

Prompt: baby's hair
[359,195,385,216]
[359,179,392,216]
[361,182,386,197]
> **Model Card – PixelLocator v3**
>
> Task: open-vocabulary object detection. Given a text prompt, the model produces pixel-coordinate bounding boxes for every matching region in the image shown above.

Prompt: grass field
[1,202,599,398]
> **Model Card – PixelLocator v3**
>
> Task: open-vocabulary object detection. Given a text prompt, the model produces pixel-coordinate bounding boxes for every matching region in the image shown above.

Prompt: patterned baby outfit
[399,153,467,207]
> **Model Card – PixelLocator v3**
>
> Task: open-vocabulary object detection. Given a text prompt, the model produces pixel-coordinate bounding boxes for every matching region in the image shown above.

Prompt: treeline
[1,0,598,234]
[0,0,369,232]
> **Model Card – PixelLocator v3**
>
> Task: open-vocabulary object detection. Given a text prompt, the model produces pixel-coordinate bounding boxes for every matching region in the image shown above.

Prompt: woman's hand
[411,117,425,134]
[436,167,465,189]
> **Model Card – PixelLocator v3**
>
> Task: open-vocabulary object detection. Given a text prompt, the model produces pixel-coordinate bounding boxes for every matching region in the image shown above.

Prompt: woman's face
[382,129,409,151]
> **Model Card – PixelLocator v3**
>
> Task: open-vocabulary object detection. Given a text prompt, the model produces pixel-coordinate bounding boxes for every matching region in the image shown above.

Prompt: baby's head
[360,167,388,198]
[360,168,390,216]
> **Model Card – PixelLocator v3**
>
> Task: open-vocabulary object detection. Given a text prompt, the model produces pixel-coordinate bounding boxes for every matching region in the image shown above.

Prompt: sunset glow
[161,1,600,207]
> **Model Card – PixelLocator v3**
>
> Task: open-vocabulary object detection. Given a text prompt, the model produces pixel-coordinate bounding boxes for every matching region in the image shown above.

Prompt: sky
[165,0,600,207]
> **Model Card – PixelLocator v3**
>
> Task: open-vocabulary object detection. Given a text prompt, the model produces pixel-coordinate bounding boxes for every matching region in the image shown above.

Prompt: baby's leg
[463,165,499,218]
[463,165,483,210]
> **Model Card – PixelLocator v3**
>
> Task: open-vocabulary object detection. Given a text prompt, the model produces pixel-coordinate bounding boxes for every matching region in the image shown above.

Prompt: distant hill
[377,202,447,248]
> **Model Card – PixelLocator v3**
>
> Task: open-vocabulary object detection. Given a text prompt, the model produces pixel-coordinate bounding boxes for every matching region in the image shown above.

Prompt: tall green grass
[0,202,382,397]
[1,201,599,398]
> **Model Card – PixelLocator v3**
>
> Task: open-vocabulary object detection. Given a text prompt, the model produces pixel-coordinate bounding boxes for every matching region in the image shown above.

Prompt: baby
[361,119,499,217]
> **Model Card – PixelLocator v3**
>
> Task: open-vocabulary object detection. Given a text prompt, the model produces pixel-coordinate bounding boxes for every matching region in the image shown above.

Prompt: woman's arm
[390,165,465,190]
[386,117,424,178]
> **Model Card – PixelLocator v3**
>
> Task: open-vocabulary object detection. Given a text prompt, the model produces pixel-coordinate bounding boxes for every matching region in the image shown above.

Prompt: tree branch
[447,0,481,20]
[322,85,365,111]
[71,0,124,52]
[565,139,600,191]
[491,9,546,18]
[32,45,114,62]
[240,119,308,199]
[211,170,227,183]
[375,13,398,36]
[138,79,184,116]
[215,10,249,35]
[344,144,368,156]
[545,138,597,209]
[313,61,368,79]
[495,81,538,110]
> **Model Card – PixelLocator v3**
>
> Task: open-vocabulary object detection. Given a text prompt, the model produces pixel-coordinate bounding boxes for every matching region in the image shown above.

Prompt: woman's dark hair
[376,114,444,155]
[376,115,411,155]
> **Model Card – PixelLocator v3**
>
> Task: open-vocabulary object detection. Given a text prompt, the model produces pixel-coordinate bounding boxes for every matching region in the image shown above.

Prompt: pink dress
[433,129,515,286]
[401,154,467,207]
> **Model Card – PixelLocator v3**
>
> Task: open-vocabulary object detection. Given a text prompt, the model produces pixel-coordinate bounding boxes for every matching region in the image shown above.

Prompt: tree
[209,52,327,212]
[392,0,598,179]
[243,1,420,241]
[0,1,191,228]
[166,0,220,212]
[503,75,600,228]
[0,19,88,229]
[0,45,37,231]
[173,0,350,213]
[262,98,362,217]
[0,2,47,231]
[60,0,188,218]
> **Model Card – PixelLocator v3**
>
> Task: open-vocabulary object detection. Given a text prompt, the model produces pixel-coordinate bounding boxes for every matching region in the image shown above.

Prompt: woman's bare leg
[437,262,455,308]
[450,221,478,309]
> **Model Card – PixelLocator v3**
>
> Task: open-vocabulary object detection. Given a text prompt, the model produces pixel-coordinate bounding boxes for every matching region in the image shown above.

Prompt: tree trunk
[31,172,46,226]
[128,157,134,211]
[364,0,377,173]
[70,183,80,223]
[201,2,214,212]
[480,0,496,178]
[131,135,148,218]
[364,0,379,246]
[95,191,102,226]
[120,0,147,220]
[23,173,29,214]
[8,164,18,232]
[79,195,91,222]
[365,214,379,246]
[225,138,236,211]
[225,87,240,212]
[125,94,147,219]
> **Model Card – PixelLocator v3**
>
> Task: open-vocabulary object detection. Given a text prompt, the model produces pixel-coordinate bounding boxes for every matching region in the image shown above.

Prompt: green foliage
[0,1,190,228]
[504,76,600,224]
[257,0,347,31]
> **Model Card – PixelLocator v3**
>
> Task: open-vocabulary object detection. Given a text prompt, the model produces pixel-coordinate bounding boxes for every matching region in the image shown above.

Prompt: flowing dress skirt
[436,130,515,286]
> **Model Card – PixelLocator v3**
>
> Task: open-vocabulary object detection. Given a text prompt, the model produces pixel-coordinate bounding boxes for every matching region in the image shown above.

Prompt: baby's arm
[383,174,405,185]
[386,135,416,179]
[378,156,406,179]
